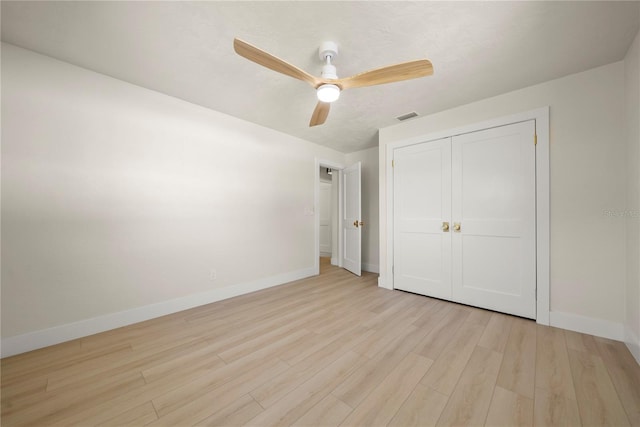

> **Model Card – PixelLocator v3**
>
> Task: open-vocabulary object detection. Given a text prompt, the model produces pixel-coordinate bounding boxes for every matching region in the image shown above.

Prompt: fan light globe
[316,84,340,103]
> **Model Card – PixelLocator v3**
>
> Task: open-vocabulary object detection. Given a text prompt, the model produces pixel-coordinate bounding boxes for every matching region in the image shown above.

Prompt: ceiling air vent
[396,111,419,121]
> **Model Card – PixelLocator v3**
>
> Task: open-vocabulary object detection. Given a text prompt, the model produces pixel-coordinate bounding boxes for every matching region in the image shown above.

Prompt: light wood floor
[2,258,639,426]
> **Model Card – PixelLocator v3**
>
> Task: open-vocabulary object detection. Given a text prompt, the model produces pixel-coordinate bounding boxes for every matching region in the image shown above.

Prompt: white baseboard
[331,257,338,266]
[549,311,625,341]
[1,267,315,358]
[362,262,380,274]
[626,327,640,365]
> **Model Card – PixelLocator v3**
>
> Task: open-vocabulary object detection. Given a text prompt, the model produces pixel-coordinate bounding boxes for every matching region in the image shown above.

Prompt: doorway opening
[315,159,343,276]
[318,166,336,274]
[314,158,363,277]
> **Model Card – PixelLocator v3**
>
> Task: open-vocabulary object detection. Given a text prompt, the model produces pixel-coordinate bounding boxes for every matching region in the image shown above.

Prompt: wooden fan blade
[336,59,433,90]
[234,38,319,87]
[309,102,330,127]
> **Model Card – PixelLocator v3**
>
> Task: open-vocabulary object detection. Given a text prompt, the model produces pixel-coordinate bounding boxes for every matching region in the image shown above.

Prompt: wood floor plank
[388,383,449,427]
[249,326,375,409]
[49,357,229,426]
[413,306,470,360]
[368,290,406,314]
[187,293,313,331]
[485,386,533,427]
[435,346,502,426]
[1,376,48,413]
[410,298,445,328]
[278,327,355,366]
[535,325,577,401]
[194,394,264,427]
[533,387,581,427]
[1,342,132,387]
[338,351,432,426]
[292,394,352,427]
[420,319,486,396]
[594,337,640,425]
[203,304,327,357]
[140,343,226,383]
[361,293,423,329]
[1,340,82,378]
[78,319,188,354]
[46,336,207,391]
[496,317,536,398]
[308,302,377,336]
[564,329,600,356]
[96,401,158,426]
[351,322,418,359]
[568,348,630,426]
[152,351,284,418]
[8,364,147,414]
[2,371,147,426]
[463,306,493,326]
[149,359,290,426]
[478,312,514,354]
[245,351,366,427]
[331,326,431,408]
[218,327,312,364]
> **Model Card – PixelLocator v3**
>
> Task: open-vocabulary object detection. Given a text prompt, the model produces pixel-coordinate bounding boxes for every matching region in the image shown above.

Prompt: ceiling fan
[233,38,434,127]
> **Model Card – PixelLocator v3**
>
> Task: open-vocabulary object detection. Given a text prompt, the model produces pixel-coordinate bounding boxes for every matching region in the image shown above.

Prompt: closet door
[451,121,536,319]
[393,138,452,299]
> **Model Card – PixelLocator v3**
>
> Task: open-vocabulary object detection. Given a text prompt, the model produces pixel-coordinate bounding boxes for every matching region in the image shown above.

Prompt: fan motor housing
[321,64,338,79]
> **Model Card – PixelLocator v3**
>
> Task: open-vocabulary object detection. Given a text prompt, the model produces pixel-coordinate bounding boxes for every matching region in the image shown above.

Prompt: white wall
[379,61,627,339]
[1,44,346,355]
[346,147,379,273]
[625,27,640,362]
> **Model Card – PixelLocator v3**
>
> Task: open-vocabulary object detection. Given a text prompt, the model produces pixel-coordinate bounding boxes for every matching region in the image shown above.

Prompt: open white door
[342,162,362,276]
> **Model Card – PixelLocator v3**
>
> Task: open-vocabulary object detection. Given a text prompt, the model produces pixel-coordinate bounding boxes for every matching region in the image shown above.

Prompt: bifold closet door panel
[451,120,537,319]
[393,138,452,299]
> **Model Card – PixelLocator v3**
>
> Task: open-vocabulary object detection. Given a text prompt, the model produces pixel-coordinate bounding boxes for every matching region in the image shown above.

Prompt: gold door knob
[453,222,461,232]
[442,222,450,232]
[353,220,360,228]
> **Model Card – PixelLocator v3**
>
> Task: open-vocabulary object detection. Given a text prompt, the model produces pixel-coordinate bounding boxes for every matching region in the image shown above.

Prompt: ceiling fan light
[317,84,340,103]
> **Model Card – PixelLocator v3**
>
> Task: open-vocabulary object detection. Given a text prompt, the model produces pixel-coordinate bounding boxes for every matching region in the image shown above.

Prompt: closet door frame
[385,106,550,325]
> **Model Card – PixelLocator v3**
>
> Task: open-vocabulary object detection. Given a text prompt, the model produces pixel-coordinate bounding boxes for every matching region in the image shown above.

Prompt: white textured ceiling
[2,1,639,153]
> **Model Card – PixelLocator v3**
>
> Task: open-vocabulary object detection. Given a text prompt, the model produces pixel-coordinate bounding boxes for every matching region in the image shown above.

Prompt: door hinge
[534,133,538,146]
[392,159,395,168]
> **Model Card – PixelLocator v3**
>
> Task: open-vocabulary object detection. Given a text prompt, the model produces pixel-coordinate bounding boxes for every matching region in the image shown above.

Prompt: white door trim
[314,158,345,276]
[319,181,333,256]
[384,107,550,325]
